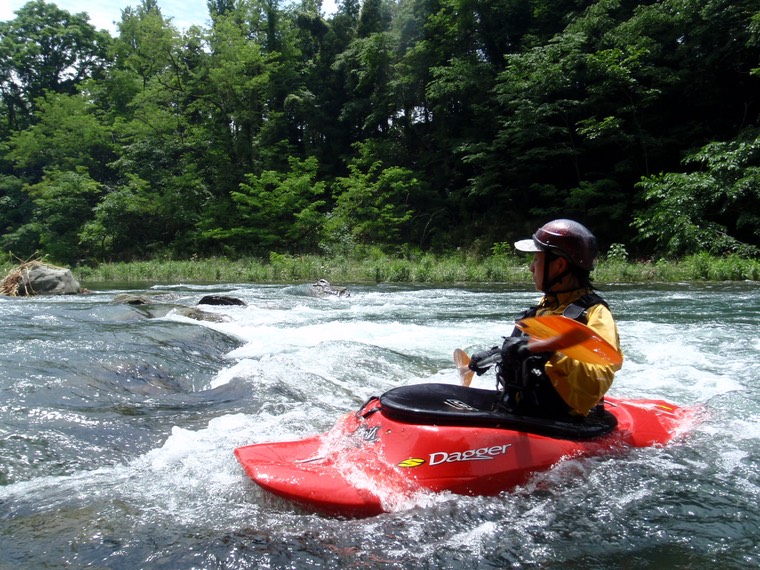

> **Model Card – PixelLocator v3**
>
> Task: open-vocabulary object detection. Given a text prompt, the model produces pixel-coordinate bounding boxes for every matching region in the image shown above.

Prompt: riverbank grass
[9,251,753,285]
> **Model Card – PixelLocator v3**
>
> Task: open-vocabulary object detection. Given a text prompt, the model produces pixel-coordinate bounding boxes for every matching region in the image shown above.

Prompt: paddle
[453,348,476,387]
[454,315,622,386]
[515,315,622,367]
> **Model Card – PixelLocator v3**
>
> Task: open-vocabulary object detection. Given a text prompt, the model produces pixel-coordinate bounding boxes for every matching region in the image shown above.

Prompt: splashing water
[0,282,758,568]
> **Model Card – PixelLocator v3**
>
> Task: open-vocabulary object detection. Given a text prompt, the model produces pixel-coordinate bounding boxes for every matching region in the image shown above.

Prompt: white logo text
[429,444,512,466]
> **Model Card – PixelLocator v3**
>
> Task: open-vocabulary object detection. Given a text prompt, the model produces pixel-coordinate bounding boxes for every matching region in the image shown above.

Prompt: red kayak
[235,382,691,517]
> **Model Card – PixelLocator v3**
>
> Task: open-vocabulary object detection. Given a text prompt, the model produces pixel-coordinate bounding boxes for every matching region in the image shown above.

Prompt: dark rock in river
[198,295,247,306]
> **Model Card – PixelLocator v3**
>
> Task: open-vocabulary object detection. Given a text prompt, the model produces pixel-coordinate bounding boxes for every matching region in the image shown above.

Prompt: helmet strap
[540,253,573,294]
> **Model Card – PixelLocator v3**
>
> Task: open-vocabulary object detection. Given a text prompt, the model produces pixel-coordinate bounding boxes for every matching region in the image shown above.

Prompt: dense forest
[0,0,758,265]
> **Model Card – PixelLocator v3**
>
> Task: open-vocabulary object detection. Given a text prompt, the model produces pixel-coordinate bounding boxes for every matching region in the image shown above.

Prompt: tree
[357,0,392,38]
[634,128,760,258]
[333,31,396,135]
[3,169,101,262]
[287,0,358,171]
[204,156,327,253]
[326,142,418,248]
[104,1,213,258]
[0,174,31,252]
[79,175,165,259]
[1,0,758,262]
[464,0,760,249]
[0,0,111,132]
[7,89,115,181]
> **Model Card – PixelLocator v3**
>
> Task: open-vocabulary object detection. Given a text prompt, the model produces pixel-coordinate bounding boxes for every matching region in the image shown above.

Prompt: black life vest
[512,292,609,334]
[498,292,609,415]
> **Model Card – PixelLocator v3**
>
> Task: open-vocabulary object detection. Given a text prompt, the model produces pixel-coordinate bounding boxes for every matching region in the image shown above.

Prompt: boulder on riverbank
[0,261,82,296]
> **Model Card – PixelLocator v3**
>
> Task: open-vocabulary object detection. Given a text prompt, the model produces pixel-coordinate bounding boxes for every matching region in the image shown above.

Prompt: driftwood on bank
[0,261,82,296]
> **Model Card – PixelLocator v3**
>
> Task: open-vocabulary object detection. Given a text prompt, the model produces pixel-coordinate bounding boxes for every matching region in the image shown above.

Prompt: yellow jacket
[534,289,623,416]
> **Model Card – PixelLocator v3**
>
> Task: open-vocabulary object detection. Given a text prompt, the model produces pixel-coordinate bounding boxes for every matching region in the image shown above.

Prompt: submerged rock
[113,294,153,305]
[175,307,230,323]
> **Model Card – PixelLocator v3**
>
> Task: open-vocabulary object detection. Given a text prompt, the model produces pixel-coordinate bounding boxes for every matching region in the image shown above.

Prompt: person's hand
[500,336,532,368]
[468,346,500,375]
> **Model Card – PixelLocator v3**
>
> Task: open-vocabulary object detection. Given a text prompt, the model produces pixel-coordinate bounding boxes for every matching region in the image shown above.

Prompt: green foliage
[606,243,629,264]
[73,251,534,284]
[634,128,760,258]
[490,242,512,257]
[0,0,759,265]
[207,156,327,253]
[0,174,30,239]
[79,176,160,259]
[113,1,177,85]
[333,31,395,134]
[0,0,111,130]
[326,145,418,249]
[7,90,116,180]
[7,169,102,263]
[683,252,760,281]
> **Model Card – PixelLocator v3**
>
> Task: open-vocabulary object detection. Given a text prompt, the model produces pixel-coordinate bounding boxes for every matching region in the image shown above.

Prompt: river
[0,282,758,568]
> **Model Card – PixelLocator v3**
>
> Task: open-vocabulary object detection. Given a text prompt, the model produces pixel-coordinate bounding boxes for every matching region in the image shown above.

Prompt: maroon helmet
[514,219,598,271]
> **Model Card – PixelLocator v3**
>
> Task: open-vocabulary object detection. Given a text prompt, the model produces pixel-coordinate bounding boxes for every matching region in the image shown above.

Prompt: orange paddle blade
[515,315,623,367]
[453,348,475,387]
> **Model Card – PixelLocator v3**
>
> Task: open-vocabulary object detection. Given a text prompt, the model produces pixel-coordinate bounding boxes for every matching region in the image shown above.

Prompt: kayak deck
[378,383,618,439]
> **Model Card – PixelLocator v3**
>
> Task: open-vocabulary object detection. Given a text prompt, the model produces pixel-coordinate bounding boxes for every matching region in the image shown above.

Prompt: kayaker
[469,219,623,419]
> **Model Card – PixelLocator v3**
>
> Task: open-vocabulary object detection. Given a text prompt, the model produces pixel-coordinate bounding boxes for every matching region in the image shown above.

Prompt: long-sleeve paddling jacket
[531,289,623,416]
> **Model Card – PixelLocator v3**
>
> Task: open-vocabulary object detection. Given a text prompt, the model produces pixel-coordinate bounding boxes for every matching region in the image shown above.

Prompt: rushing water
[0,281,758,569]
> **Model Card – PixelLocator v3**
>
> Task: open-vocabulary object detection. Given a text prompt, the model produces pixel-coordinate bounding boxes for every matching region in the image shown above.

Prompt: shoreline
[10,252,754,285]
